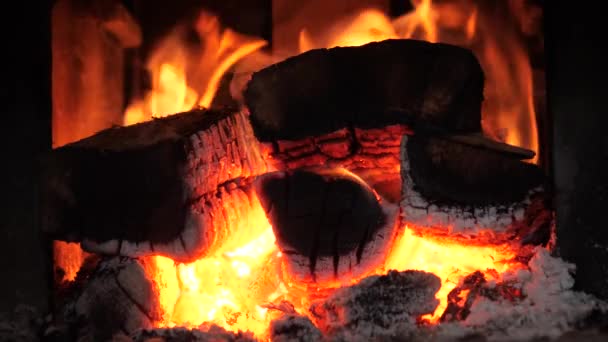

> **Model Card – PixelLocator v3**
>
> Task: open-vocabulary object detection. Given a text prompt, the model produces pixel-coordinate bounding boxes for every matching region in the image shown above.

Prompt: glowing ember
[384,228,520,322]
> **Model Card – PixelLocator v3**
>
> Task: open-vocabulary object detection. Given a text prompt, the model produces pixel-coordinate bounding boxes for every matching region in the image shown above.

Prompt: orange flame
[384,228,519,322]
[124,11,266,125]
[53,241,89,282]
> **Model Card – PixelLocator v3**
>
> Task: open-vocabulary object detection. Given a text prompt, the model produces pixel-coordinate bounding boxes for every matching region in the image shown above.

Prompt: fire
[51,2,539,338]
[296,1,539,162]
[384,228,520,322]
[141,195,284,336]
[53,241,89,282]
[124,11,266,125]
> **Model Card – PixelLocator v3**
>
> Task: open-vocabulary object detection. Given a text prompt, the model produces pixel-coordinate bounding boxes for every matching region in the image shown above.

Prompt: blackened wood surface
[40,108,267,262]
[406,135,545,207]
[41,109,227,243]
[245,39,484,141]
[547,2,608,299]
[255,169,386,277]
[400,135,551,245]
[258,169,385,256]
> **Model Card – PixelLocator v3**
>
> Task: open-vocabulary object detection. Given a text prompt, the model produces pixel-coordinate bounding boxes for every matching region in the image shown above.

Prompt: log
[309,270,440,340]
[62,257,160,340]
[41,108,268,262]
[254,168,401,283]
[400,134,552,244]
[244,39,485,142]
[259,125,411,203]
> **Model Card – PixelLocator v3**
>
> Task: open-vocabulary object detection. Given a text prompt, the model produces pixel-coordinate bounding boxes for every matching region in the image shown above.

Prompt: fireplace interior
[2,0,608,341]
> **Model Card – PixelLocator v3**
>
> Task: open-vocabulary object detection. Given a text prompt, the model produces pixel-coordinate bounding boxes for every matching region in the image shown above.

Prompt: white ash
[134,324,256,342]
[269,314,323,342]
[432,248,608,341]
[310,270,440,341]
[0,305,44,342]
[400,135,542,242]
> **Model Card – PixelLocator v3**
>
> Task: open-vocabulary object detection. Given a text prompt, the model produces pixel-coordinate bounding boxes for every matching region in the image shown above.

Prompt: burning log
[244,39,484,142]
[245,39,486,202]
[400,134,552,244]
[254,168,401,283]
[41,109,268,262]
[310,270,440,340]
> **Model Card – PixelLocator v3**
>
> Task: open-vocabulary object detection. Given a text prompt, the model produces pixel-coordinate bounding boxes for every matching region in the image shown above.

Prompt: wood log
[134,327,256,342]
[244,39,485,142]
[309,270,440,340]
[260,125,411,203]
[254,168,401,283]
[41,109,268,262]
[400,134,552,244]
[63,257,160,340]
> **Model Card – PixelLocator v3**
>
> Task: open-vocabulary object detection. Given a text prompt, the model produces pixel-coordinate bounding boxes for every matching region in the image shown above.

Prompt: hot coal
[133,325,256,342]
[310,270,440,340]
[244,39,484,142]
[254,168,401,282]
[269,314,323,342]
[440,271,524,323]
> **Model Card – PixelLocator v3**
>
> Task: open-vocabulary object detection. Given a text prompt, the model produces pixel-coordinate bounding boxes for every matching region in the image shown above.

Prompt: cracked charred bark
[41,108,268,262]
[255,168,401,283]
[400,135,552,245]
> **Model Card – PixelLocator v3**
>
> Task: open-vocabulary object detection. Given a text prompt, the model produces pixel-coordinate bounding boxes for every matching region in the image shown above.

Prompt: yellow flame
[384,228,518,322]
[123,11,266,126]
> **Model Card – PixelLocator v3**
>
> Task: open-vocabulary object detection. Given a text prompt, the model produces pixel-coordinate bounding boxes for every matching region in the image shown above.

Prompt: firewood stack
[40,39,552,338]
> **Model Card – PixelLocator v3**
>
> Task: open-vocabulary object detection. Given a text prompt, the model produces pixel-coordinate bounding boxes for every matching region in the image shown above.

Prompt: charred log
[41,109,268,261]
[244,39,484,142]
[310,270,440,340]
[254,168,401,283]
[62,257,160,341]
[259,125,410,203]
[400,135,552,244]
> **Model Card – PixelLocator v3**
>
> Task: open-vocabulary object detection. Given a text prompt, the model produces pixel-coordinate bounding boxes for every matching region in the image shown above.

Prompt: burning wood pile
[41,40,605,341]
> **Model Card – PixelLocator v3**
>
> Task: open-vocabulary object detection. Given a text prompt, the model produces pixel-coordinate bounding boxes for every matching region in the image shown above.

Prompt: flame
[297,1,539,162]
[384,228,519,322]
[53,241,89,282]
[124,11,266,125]
[142,193,284,336]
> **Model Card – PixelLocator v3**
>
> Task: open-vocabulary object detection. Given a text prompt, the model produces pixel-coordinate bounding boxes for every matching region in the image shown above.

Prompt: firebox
[2,1,608,341]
